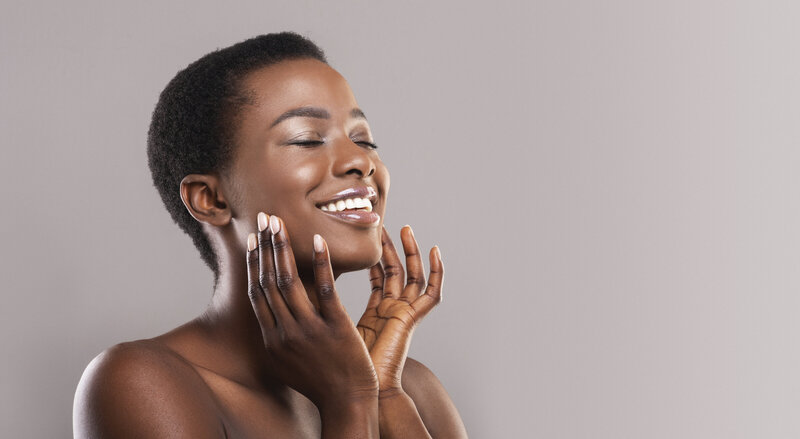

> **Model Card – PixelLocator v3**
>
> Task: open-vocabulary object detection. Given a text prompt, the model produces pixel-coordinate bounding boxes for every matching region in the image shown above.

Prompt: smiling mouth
[318,196,374,213]
[315,188,381,226]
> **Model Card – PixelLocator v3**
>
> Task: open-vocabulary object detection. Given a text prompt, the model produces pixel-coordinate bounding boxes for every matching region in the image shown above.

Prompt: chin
[329,237,382,274]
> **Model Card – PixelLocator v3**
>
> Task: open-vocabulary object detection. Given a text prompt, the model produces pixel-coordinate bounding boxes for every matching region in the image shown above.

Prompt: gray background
[1,1,799,437]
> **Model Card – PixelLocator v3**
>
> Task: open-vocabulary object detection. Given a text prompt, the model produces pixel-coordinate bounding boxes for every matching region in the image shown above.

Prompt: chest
[198,369,322,438]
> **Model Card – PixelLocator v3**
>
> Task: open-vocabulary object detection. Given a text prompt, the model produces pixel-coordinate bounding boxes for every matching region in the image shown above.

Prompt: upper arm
[402,357,468,439]
[73,342,226,439]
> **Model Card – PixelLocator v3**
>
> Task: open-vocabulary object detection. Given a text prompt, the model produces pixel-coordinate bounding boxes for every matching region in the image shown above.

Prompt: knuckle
[407,275,426,287]
[264,331,280,348]
[280,327,305,348]
[427,284,442,301]
[317,284,335,299]
[247,285,261,302]
[259,272,275,288]
[330,320,353,337]
[271,238,289,252]
[384,266,404,278]
[313,256,329,269]
[275,273,294,291]
[258,234,272,250]
[283,331,297,345]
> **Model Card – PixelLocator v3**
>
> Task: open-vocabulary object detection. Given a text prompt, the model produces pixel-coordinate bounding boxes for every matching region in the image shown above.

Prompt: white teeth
[320,197,376,212]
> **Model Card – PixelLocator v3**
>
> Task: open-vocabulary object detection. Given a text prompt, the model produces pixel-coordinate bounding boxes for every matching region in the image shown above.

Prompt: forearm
[378,390,432,439]
[319,399,380,439]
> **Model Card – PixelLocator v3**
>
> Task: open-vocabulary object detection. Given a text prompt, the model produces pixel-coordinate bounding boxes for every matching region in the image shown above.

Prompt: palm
[357,297,417,351]
[355,227,443,392]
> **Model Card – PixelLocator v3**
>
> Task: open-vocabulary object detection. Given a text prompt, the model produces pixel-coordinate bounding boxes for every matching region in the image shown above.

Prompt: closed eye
[291,140,324,147]
[289,139,377,149]
[355,141,378,149]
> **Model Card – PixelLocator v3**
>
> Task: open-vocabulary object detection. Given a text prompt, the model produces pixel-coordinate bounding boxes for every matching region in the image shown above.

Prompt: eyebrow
[269,106,367,128]
[350,108,367,120]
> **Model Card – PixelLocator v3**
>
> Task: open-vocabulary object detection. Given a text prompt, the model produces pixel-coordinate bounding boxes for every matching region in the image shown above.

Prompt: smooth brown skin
[73,59,467,438]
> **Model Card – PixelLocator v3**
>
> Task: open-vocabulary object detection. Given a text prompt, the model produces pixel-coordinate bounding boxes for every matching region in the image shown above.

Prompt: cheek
[376,160,390,183]
[262,158,328,266]
[261,157,326,210]
[376,164,390,213]
[291,160,325,186]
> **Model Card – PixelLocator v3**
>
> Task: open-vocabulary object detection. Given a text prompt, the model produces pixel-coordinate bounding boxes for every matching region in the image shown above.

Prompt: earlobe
[179,174,232,227]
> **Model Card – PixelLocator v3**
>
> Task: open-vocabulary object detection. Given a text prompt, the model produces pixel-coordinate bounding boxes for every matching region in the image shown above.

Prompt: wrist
[319,396,379,438]
[378,390,430,437]
[378,387,407,400]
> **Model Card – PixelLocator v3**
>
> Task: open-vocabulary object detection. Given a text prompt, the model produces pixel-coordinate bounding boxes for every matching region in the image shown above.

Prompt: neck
[194,234,326,389]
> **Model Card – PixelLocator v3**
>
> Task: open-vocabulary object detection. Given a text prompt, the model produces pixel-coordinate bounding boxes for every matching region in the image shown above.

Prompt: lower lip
[318,208,381,226]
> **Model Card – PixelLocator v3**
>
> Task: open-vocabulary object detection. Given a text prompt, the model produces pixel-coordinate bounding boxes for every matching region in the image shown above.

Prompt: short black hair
[147,32,327,280]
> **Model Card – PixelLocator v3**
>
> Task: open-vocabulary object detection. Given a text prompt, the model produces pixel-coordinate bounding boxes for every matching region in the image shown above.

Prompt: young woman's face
[226,58,389,275]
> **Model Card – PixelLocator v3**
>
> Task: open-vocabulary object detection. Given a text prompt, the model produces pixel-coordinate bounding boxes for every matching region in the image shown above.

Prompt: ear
[179,174,232,227]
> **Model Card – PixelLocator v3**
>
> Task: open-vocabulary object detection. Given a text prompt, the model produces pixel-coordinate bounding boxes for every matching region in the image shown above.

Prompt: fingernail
[247,233,257,251]
[269,215,281,234]
[257,212,269,231]
[313,234,324,253]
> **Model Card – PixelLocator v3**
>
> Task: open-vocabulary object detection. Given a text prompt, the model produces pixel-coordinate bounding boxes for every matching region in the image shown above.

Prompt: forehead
[239,58,358,118]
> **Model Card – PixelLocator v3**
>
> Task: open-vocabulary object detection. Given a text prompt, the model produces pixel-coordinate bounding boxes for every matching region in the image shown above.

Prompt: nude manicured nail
[247,233,257,251]
[257,212,268,231]
[313,234,324,253]
[269,215,281,234]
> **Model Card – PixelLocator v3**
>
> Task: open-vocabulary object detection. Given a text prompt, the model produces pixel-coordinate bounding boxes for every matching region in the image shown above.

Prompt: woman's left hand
[356,225,444,396]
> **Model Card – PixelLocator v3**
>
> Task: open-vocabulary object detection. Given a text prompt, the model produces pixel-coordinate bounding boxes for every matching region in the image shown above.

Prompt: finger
[380,226,405,299]
[246,233,275,329]
[399,225,426,302]
[311,234,349,323]
[411,246,444,320]
[365,263,385,311]
[257,212,294,328]
[269,215,318,322]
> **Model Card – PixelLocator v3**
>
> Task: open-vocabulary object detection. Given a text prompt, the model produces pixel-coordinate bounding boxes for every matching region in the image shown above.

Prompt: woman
[73,32,467,438]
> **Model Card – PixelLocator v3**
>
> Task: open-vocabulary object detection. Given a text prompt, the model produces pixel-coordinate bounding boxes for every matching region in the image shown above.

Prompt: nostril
[346,168,364,176]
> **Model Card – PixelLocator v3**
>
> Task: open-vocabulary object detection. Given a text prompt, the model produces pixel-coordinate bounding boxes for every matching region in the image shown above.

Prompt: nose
[331,137,376,178]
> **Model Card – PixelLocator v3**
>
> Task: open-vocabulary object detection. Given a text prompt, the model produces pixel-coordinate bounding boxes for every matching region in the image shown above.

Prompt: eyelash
[356,141,379,150]
[291,140,378,150]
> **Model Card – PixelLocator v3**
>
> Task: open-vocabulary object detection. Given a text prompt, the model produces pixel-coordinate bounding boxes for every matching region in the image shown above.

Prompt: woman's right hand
[245,212,379,410]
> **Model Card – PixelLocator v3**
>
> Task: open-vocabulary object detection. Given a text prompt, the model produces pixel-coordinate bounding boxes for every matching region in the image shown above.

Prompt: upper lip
[316,186,378,208]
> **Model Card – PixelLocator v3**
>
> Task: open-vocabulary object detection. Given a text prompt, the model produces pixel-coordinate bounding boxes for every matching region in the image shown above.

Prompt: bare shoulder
[73,340,225,439]
[403,357,469,438]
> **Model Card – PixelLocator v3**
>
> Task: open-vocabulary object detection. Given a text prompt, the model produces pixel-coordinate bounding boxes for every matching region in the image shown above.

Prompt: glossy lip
[315,185,381,226]
[315,186,378,208]
[319,209,381,226]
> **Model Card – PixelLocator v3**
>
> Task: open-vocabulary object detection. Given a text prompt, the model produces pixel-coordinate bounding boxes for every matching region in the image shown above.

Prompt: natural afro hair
[147,32,327,280]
